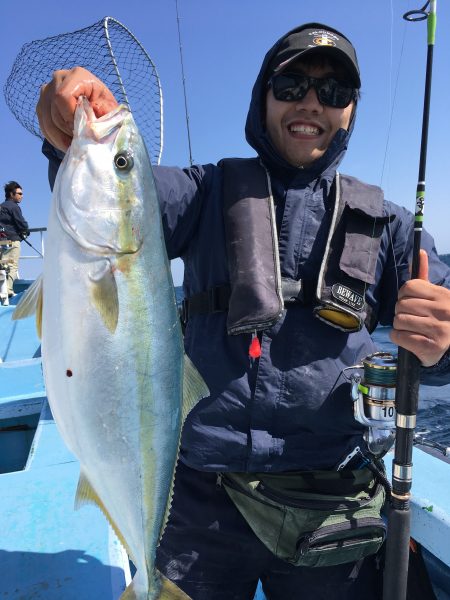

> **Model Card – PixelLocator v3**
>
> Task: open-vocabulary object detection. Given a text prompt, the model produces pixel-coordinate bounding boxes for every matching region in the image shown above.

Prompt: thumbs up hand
[390,249,450,366]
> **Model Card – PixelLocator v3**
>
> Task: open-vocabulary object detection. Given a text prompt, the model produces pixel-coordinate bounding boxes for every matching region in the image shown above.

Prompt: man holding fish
[36,22,450,600]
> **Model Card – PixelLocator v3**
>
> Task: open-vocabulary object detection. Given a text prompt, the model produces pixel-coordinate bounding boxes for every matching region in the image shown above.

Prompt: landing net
[4,17,163,165]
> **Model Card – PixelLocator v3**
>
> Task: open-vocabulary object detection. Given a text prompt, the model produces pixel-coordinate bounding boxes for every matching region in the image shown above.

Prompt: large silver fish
[15,97,208,599]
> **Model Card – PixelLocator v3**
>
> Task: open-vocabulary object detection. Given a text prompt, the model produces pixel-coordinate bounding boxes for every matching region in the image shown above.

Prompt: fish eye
[114,151,134,172]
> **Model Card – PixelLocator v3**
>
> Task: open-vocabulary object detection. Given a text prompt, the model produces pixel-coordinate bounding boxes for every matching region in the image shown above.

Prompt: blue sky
[1,0,449,285]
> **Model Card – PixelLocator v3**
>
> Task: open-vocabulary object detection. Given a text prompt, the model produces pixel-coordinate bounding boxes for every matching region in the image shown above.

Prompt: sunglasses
[15,192,23,196]
[269,72,356,109]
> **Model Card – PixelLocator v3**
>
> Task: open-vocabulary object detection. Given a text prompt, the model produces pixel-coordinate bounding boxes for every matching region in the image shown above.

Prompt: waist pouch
[219,469,386,568]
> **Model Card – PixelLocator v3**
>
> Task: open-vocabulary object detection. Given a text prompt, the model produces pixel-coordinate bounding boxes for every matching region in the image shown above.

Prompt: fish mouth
[77,97,131,143]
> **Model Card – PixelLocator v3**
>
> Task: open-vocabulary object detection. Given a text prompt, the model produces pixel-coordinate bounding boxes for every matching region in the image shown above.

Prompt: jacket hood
[245,24,358,183]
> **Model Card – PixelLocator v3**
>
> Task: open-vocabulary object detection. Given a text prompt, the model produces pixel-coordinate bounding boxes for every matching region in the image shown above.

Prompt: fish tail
[157,574,192,600]
[119,571,147,600]
[119,570,192,600]
[119,581,139,600]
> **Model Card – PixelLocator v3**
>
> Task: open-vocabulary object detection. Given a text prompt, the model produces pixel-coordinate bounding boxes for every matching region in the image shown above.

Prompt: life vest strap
[181,278,316,325]
[181,285,231,323]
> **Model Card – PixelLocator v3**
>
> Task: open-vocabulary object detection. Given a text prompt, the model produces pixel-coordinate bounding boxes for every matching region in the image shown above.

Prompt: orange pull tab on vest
[249,333,261,359]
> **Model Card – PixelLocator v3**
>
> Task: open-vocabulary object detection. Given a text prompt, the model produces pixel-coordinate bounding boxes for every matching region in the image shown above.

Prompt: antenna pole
[175,0,194,165]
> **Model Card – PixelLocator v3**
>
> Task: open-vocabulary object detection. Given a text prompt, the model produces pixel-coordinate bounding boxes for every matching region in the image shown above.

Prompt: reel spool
[351,352,397,457]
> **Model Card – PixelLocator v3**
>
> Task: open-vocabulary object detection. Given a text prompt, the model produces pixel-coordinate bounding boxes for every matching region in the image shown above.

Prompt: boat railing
[20,227,46,262]
[0,227,46,305]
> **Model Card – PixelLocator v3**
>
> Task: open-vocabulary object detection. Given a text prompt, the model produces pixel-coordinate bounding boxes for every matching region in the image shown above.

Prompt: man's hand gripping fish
[14,97,209,600]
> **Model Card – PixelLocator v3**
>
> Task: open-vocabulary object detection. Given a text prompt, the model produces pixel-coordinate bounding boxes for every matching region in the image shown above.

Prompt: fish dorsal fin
[159,355,209,544]
[182,354,209,423]
[89,260,119,333]
[75,470,134,563]
[12,275,43,338]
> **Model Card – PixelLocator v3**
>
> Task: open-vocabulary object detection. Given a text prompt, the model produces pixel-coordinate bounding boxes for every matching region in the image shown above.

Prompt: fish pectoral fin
[89,260,119,333]
[182,354,210,422]
[12,274,43,338]
[75,470,134,562]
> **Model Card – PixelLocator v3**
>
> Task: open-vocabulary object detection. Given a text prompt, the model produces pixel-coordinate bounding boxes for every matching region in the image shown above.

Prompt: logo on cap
[313,35,336,47]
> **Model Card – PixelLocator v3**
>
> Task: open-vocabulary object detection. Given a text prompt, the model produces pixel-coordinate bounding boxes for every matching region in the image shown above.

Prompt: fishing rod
[383,2,437,599]
[21,236,43,258]
[0,229,43,257]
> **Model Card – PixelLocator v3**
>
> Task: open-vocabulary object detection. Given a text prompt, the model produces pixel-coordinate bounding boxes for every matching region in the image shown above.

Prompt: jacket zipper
[218,473,282,510]
[297,517,387,555]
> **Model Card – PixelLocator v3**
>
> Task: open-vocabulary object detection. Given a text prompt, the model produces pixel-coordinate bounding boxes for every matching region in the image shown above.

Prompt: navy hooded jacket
[43,29,450,473]
[0,199,29,241]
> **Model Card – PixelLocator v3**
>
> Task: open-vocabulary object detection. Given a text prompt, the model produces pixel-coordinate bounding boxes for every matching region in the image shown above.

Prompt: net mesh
[4,17,163,164]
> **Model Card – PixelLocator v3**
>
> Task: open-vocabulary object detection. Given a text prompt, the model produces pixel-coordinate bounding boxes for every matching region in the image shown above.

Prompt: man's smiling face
[265,58,355,168]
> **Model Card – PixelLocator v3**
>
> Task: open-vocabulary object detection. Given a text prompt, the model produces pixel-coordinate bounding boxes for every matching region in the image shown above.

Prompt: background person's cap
[270,23,361,88]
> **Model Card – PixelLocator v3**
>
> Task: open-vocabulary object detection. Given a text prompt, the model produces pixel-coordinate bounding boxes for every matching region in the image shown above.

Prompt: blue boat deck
[0,298,45,406]
[0,399,130,599]
[0,295,130,598]
[1,289,449,598]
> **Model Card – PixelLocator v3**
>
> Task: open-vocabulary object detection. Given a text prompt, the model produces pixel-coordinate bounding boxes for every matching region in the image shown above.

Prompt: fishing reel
[348,352,397,458]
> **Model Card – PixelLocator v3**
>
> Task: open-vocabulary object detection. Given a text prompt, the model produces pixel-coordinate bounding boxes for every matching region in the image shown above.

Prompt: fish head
[57,97,153,256]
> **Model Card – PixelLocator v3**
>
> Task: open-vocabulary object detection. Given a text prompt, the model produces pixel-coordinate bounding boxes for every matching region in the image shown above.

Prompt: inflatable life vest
[183,158,394,334]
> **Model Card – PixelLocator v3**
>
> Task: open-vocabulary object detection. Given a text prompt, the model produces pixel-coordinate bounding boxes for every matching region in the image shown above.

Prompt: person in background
[36,22,450,600]
[0,181,29,296]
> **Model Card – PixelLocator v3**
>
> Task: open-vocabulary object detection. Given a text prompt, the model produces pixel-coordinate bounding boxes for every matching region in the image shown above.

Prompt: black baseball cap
[269,23,361,88]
